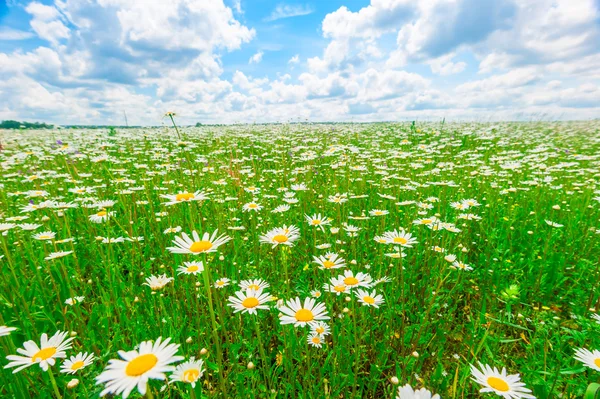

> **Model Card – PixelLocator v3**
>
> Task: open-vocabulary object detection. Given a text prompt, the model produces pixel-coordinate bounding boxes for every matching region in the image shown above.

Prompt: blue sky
[0,0,599,125]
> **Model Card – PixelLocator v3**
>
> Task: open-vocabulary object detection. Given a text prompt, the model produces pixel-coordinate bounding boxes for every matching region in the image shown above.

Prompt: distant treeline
[0,120,54,129]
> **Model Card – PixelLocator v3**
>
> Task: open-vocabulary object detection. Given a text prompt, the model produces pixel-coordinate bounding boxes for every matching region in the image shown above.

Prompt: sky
[0,0,599,126]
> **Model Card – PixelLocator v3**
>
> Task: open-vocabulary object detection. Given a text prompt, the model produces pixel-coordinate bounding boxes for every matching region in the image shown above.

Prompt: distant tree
[0,120,53,129]
[195,122,203,127]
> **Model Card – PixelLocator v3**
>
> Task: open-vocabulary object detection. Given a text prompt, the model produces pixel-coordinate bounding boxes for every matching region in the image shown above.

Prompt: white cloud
[288,54,300,64]
[428,53,466,76]
[264,4,314,22]
[25,1,70,45]
[249,51,264,64]
[0,28,35,41]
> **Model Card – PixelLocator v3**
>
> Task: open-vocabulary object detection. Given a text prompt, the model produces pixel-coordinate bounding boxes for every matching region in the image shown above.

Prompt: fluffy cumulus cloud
[1,0,599,124]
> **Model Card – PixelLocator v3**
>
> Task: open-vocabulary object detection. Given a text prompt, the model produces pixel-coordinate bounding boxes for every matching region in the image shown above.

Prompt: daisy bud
[219,255,225,261]
[186,337,193,343]
[390,376,399,385]
[344,296,351,302]
[412,351,419,358]
[134,296,140,302]
[87,279,92,284]
[57,211,64,217]
[70,331,77,337]
[42,216,50,221]
[342,307,349,313]
[200,348,208,355]
[247,362,255,370]
[67,379,79,389]
[195,282,201,287]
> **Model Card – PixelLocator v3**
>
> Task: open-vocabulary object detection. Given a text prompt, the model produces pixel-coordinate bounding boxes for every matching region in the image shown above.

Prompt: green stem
[47,368,62,399]
[202,268,227,397]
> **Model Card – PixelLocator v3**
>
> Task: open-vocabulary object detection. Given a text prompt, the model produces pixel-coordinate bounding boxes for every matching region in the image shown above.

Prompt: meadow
[0,120,599,399]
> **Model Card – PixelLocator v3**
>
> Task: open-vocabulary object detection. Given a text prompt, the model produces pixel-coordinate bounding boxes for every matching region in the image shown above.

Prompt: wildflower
[160,191,208,206]
[144,274,174,290]
[169,357,205,388]
[279,297,330,327]
[177,261,204,275]
[5,331,74,372]
[227,288,272,315]
[60,352,95,374]
[396,384,440,399]
[573,348,600,371]
[0,326,17,337]
[167,230,231,255]
[313,254,345,270]
[214,278,231,288]
[259,225,300,248]
[355,289,385,308]
[95,337,183,398]
[470,363,535,399]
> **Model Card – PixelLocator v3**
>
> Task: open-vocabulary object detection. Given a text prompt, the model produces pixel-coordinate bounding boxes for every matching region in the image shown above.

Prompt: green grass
[0,120,599,398]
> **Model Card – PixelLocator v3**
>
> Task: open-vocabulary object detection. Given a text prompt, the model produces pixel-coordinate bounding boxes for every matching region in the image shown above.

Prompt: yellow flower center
[323,260,335,269]
[594,358,600,368]
[393,237,408,244]
[316,326,325,334]
[187,265,199,272]
[374,211,383,215]
[311,337,321,344]
[311,220,321,225]
[334,285,346,292]
[344,276,359,286]
[487,376,509,392]
[32,347,57,362]
[248,284,260,290]
[71,361,85,371]
[190,241,213,253]
[217,281,225,286]
[97,211,107,217]
[242,297,260,308]
[273,235,288,243]
[38,235,51,240]
[421,219,432,224]
[183,368,200,383]
[176,193,194,201]
[295,309,314,322]
[125,354,158,377]
[248,203,258,208]
[363,296,375,304]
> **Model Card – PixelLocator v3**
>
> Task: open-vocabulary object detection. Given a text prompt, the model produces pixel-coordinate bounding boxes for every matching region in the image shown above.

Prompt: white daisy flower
[470,362,535,399]
[307,333,324,348]
[574,348,600,371]
[169,357,205,388]
[160,191,208,206]
[239,279,269,291]
[355,289,385,308]
[0,326,17,337]
[5,331,74,373]
[167,230,231,255]
[32,231,56,241]
[95,337,184,398]
[144,274,174,291]
[396,383,440,399]
[89,210,114,223]
[60,352,95,374]
[227,288,272,315]
[259,225,300,248]
[214,278,231,288]
[278,297,330,327]
[313,254,345,270]
[177,261,204,275]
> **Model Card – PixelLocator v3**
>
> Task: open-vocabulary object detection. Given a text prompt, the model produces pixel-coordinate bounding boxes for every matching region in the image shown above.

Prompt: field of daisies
[0,121,599,399]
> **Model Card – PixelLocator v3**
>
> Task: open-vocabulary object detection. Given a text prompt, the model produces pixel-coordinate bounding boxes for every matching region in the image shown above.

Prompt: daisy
[279,297,330,327]
[310,321,331,337]
[89,210,114,223]
[462,199,481,207]
[271,205,290,213]
[163,226,182,234]
[45,251,73,260]
[544,220,563,228]
[243,202,262,212]
[369,209,389,216]
[65,296,85,306]
[5,331,74,373]
[144,274,174,290]
[95,337,184,399]
[214,278,231,288]
[592,313,600,324]
[169,357,205,388]
[396,384,440,399]
[0,326,17,337]
[33,231,56,241]
[307,333,324,348]
[385,251,407,259]
[355,289,385,308]
[412,217,438,226]
[382,229,418,247]
[0,223,16,232]
[177,261,204,275]
[337,270,373,289]
[574,348,600,371]
[167,230,231,255]
[470,363,535,399]
[313,254,345,270]
[259,225,300,248]
[19,223,42,231]
[160,191,208,206]
[227,288,272,315]
[323,278,349,296]
[60,352,95,374]
[305,214,331,231]
[451,261,473,271]
[239,279,269,291]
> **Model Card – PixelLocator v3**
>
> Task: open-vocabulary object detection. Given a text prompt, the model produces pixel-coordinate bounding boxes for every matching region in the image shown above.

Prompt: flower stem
[47,368,62,399]
[202,268,227,397]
